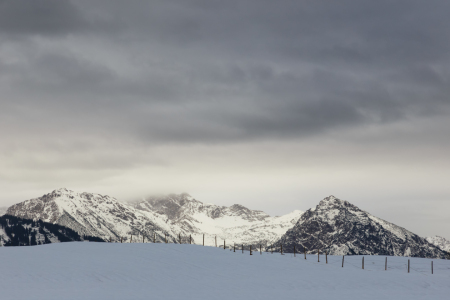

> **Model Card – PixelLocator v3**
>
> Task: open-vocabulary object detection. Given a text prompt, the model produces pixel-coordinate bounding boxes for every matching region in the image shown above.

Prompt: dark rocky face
[273,196,448,259]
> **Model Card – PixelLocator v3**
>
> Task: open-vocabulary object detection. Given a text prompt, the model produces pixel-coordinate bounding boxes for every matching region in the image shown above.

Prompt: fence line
[102,232,448,276]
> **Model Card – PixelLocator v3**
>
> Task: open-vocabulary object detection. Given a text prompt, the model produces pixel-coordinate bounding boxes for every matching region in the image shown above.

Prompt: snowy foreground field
[1,243,449,300]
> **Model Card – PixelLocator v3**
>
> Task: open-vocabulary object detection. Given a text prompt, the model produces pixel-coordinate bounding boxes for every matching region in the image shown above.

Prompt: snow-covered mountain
[129,193,303,248]
[426,236,450,252]
[6,188,181,243]
[274,195,448,258]
[7,190,446,258]
[5,189,302,247]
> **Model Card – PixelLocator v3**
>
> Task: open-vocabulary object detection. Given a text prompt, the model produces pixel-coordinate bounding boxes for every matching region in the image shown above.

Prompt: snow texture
[0,242,449,300]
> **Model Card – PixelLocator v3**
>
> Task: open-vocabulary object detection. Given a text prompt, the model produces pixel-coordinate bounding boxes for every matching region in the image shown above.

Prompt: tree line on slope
[0,215,104,246]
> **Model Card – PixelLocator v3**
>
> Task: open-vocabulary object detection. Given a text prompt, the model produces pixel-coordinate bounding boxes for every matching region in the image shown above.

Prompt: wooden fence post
[121,237,123,243]
[110,237,111,243]
[260,244,262,255]
[281,244,283,255]
[143,235,144,243]
[294,246,296,257]
[326,251,328,264]
[190,235,191,244]
[317,249,319,262]
[342,256,344,267]
[203,234,204,246]
[165,234,167,244]
[179,233,181,244]
[362,256,364,269]
[431,261,433,274]
[408,259,410,273]
[242,244,244,254]
[154,233,156,243]
[130,235,132,243]
[215,236,217,247]
[304,246,306,259]
[250,245,252,255]
[234,243,235,252]
[224,240,225,250]
[385,257,387,271]
[271,245,273,254]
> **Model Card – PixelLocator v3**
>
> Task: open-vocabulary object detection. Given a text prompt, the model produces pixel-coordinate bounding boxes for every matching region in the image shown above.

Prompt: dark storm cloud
[1,0,450,144]
[0,0,86,35]
[0,0,121,37]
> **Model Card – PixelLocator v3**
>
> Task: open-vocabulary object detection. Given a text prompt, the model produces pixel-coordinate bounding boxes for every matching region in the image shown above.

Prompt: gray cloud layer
[1,0,449,238]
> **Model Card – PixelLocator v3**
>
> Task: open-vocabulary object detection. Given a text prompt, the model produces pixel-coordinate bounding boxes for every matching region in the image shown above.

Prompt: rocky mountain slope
[0,214,102,246]
[130,193,303,248]
[6,188,181,243]
[273,196,448,258]
[426,236,450,252]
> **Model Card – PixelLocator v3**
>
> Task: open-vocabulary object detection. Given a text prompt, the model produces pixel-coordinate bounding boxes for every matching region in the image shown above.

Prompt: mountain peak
[41,188,77,200]
[317,195,351,209]
[276,196,448,258]
[230,204,248,210]
[51,188,76,195]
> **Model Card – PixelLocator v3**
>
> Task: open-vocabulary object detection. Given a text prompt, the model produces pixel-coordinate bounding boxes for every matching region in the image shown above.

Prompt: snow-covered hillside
[426,236,450,252]
[275,195,448,258]
[130,193,303,248]
[0,242,449,300]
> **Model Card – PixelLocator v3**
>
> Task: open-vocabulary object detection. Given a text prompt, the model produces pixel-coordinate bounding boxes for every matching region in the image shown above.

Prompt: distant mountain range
[274,196,448,258]
[3,189,449,258]
[5,188,301,246]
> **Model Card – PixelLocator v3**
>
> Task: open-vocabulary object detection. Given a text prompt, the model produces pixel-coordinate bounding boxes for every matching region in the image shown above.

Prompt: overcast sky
[1,0,449,238]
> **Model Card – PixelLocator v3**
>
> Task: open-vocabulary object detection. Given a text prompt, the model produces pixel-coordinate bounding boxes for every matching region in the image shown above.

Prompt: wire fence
[109,233,450,276]
[259,252,450,276]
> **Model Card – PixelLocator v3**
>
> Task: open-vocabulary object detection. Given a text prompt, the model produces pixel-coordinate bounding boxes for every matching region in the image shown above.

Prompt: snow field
[1,242,449,300]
